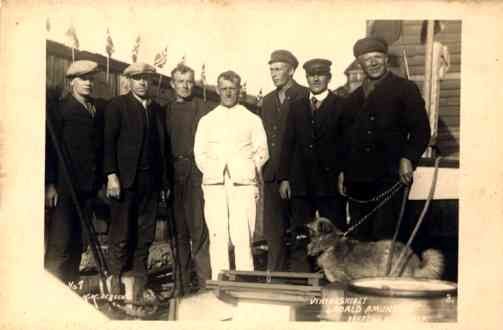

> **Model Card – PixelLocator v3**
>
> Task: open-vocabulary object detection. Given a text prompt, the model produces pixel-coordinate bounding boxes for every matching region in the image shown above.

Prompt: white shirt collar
[132,92,151,109]
[309,89,330,103]
[216,103,242,112]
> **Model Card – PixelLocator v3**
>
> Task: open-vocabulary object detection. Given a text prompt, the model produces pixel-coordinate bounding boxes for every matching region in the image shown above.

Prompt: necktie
[85,102,96,118]
[311,97,320,111]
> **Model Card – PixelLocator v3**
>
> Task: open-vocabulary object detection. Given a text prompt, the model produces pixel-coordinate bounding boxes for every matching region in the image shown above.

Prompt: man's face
[71,74,95,97]
[269,62,293,88]
[306,73,331,95]
[357,51,389,80]
[217,78,240,108]
[171,71,195,100]
[129,74,152,98]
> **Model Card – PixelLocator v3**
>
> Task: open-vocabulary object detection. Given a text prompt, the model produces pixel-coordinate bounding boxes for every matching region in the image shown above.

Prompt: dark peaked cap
[303,58,332,75]
[353,37,388,57]
[66,60,100,78]
[268,49,299,69]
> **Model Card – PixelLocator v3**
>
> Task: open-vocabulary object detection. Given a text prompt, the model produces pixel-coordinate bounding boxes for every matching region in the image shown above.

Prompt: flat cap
[123,62,156,77]
[66,60,100,78]
[303,58,332,75]
[353,37,388,57]
[268,49,299,69]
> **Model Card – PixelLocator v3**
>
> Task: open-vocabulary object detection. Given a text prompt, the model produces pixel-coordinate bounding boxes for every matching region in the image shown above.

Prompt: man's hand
[338,172,346,196]
[399,158,414,186]
[106,173,121,199]
[45,184,58,208]
[279,180,291,200]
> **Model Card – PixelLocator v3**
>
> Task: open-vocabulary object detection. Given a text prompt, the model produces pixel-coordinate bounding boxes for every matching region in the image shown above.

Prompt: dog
[306,217,444,283]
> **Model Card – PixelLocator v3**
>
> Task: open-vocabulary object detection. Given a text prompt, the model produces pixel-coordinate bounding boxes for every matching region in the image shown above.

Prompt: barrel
[320,277,457,322]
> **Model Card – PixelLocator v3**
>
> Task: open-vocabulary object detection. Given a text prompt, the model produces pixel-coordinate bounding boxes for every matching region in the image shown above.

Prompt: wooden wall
[389,20,461,161]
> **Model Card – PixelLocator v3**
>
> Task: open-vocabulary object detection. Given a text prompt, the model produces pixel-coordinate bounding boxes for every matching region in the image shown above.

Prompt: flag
[132,35,141,63]
[179,55,186,65]
[201,63,207,83]
[154,47,168,68]
[65,24,79,49]
[256,88,263,103]
[46,17,51,33]
[105,28,114,57]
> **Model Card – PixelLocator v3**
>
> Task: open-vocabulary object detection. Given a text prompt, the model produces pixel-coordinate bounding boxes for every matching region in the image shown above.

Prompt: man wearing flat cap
[45,60,105,285]
[278,58,347,272]
[259,50,308,271]
[339,37,431,241]
[104,63,170,307]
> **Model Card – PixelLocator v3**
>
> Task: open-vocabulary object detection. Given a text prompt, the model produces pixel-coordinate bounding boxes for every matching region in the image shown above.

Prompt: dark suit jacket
[46,94,105,194]
[342,72,431,182]
[104,92,169,190]
[165,97,211,186]
[278,92,346,196]
[259,81,309,183]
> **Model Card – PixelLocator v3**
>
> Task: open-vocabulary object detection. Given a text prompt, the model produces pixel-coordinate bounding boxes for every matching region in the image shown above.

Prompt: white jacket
[194,104,269,185]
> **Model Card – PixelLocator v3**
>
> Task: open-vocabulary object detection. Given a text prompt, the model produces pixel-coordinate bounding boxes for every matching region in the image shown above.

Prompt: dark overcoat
[342,72,431,182]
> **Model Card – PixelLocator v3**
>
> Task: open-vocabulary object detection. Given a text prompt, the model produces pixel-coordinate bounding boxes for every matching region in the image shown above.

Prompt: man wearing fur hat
[339,37,431,241]
[45,60,104,285]
[259,50,308,272]
[104,63,170,310]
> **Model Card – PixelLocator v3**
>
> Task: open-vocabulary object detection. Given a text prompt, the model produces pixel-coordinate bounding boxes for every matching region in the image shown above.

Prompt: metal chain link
[345,181,403,204]
[343,182,405,238]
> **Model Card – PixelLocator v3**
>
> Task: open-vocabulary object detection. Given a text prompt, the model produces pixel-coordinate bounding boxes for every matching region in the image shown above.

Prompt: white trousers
[202,171,258,280]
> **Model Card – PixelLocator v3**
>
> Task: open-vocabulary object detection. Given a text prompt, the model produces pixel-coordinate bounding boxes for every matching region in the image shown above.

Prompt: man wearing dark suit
[339,37,431,241]
[278,59,347,272]
[166,64,211,294]
[259,50,308,272]
[45,60,104,284]
[104,63,170,306]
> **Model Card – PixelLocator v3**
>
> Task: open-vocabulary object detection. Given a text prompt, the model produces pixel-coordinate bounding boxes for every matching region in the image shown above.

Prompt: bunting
[65,24,79,62]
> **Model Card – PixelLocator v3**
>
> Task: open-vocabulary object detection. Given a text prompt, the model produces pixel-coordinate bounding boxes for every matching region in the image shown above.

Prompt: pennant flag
[132,35,141,63]
[153,47,168,68]
[65,24,79,49]
[105,28,114,57]
[46,17,51,33]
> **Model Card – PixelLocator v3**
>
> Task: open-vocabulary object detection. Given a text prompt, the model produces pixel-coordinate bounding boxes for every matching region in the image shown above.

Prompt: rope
[385,185,410,276]
[390,156,442,277]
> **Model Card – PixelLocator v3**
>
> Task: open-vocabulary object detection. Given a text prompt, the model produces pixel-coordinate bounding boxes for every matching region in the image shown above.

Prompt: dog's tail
[414,249,444,279]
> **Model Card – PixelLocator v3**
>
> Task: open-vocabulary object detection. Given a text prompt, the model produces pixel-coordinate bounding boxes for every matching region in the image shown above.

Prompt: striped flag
[153,47,168,68]
[65,24,79,49]
[132,35,141,63]
[105,28,114,57]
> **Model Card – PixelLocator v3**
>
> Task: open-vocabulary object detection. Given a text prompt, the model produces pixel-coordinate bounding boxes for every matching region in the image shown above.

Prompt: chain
[345,181,403,204]
[343,182,405,238]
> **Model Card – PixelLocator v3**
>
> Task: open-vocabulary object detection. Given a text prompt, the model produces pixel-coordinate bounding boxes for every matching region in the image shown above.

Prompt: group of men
[44,36,431,309]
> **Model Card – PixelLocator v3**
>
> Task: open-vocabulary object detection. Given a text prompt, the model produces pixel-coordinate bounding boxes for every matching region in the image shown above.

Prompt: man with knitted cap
[339,37,431,241]
[278,58,347,272]
[259,50,308,271]
[104,62,170,313]
[45,60,105,285]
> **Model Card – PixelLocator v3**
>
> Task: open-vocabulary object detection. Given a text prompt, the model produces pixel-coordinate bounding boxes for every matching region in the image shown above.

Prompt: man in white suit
[194,70,269,279]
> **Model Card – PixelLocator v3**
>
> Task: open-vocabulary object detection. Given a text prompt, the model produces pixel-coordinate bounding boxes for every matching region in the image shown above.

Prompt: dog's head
[306,217,346,256]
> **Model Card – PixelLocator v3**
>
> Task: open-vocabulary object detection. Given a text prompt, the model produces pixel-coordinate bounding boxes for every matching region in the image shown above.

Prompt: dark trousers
[345,179,406,241]
[108,170,159,280]
[288,195,346,272]
[262,181,288,272]
[173,178,211,289]
[45,191,93,284]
